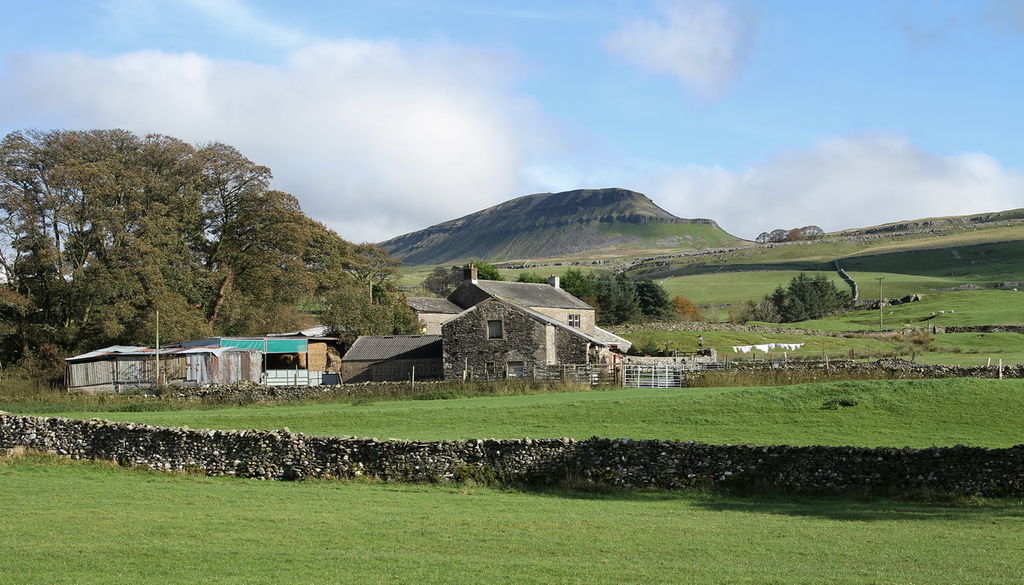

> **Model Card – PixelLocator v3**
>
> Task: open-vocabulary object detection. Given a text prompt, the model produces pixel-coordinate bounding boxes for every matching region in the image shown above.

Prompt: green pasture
[44,378,1024,448]
[622,329,1024,366]
[789,289,1024,331]
[3,454,1022,585]
[633,227,1024,278]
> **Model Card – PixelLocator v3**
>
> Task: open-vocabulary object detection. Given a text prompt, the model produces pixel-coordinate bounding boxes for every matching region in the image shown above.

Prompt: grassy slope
[788,289,1023,330]
[621,330,1024,366]
[46,378,1024,447]
[4,454,1022,585]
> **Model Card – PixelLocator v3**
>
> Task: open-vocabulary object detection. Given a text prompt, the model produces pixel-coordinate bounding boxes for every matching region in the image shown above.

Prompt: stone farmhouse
[407,264,631,380]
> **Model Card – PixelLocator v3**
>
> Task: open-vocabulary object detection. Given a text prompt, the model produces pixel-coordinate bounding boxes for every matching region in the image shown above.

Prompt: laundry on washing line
[732,343,804,353]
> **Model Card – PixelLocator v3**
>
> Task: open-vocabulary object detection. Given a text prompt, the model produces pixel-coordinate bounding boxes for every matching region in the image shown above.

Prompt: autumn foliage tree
[672,295,704,321]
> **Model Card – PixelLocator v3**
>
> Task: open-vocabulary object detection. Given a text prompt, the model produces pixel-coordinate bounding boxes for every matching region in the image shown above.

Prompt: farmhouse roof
[461,280,593,310]
[343,335,442,362]
[408,297,463,314]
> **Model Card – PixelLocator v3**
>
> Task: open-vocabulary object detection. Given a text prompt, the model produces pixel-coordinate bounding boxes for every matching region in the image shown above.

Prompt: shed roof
[408,297,463,314]
[462,280,593,310]
[267,325,332,337]
[343,335,442,362]
[65,345,250,362]
[592,326,633,352]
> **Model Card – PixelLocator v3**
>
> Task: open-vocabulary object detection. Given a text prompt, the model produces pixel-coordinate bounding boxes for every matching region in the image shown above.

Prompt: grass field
[3,453,1024,585]
[621,329,1024,366]
[37,378,1024,448]
[786,289,1023,331]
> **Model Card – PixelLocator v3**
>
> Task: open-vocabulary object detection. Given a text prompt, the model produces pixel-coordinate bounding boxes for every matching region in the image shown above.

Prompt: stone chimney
[548,275,560,289]
[463,263,478,284]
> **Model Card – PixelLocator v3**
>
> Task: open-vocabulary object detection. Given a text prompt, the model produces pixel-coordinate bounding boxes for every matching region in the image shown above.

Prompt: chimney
[463,263,478,284]
[548,275,560,289]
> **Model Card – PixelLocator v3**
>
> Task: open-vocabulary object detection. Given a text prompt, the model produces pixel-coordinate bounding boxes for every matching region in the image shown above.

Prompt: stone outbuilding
[340,335,443,383]
[408,297,463,335]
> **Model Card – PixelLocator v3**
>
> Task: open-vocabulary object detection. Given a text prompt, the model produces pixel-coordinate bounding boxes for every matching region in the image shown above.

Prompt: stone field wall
[3,413,1023,497]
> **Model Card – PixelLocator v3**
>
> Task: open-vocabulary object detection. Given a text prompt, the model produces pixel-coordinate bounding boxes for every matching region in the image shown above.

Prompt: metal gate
[622,364,685,388]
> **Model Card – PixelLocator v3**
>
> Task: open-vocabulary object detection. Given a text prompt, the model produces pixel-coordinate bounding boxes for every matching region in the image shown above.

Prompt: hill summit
[377,188,739,265]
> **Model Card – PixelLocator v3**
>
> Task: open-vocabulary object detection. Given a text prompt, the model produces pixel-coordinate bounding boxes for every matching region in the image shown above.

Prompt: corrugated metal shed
[65,345,262,393]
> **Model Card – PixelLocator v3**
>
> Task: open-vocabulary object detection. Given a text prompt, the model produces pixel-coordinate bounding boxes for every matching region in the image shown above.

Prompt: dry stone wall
[3,413,1023,497]
[724,358,1024,380]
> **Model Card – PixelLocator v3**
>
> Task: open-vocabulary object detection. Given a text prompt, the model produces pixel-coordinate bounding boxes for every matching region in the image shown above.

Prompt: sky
[1,0,1023,243]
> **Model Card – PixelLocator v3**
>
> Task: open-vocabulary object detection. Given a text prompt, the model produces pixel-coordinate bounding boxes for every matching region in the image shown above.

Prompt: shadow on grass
[689,495,1024,523]
[515,484,1024,523]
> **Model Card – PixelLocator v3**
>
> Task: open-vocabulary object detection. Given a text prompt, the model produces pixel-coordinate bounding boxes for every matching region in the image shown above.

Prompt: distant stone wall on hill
[3,414,1023,497]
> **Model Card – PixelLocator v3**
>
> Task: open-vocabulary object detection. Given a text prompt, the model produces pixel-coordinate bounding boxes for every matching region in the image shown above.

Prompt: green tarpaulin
[220,339,307,353]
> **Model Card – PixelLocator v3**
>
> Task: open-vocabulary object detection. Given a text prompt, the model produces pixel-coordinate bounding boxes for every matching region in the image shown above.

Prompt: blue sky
[1,0,1022,243]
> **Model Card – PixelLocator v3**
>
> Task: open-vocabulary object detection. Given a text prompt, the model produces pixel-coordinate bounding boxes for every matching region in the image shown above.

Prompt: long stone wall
[3,413,1023,497]
[723,358,1024,380]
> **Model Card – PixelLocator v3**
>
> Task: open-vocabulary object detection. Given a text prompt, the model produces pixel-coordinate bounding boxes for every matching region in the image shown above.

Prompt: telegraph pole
[875,277,884,332]
[155,309,161,387]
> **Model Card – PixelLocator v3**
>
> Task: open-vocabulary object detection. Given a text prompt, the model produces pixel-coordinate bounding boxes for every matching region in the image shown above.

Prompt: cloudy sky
[2,0,1023,243]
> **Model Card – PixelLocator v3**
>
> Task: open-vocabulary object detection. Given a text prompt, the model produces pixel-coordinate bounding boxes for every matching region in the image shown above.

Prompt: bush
[762,273,851,323]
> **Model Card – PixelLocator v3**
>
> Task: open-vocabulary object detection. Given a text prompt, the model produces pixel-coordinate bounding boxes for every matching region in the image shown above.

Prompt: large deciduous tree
[0,129,404,370]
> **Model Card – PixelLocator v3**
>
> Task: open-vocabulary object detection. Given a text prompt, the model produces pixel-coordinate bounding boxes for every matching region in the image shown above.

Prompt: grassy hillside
[622,329,1024,366]
[45,378,1024,447]
[5,454,1022,585]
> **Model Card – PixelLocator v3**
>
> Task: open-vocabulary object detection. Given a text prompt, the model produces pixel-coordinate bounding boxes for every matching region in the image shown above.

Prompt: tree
[422,266,462,297]
[635,279,675,320]
[468,260,503,281]
[763,273,851,322]
[0,128,400,367]
[322,280,418,344]
[672,296,704,321]
[560,268,594,300]
[592,272,640,325]
[516,271,548,283]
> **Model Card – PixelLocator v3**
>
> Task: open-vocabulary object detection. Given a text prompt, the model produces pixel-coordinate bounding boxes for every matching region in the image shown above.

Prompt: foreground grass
[1,454,1022,585]
[43,378,1024,447]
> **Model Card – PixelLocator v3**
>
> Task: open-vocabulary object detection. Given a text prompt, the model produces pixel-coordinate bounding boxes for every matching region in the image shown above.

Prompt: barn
[340,335,443,383]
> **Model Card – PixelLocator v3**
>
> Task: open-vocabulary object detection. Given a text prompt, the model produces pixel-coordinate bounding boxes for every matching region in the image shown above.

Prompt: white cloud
[604,0,755,98]
[0,42,546,242]
[171,0,310,47]
[643,134,1024,239]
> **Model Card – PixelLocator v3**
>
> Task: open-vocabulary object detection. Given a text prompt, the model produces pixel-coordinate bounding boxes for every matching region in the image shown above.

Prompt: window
[568,314,581,328]
[487,320,503,339]
[506,361,525,377]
